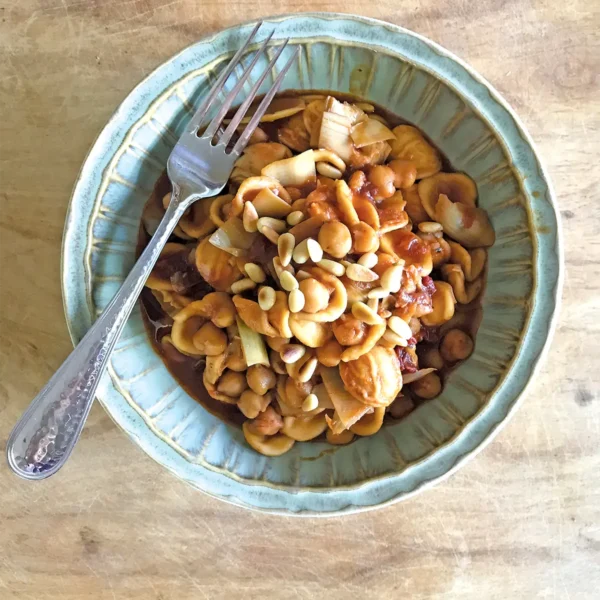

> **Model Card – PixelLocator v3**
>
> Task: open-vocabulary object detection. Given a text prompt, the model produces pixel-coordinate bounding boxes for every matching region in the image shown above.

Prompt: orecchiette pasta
[350,406,386,436]
[139,92,494,456]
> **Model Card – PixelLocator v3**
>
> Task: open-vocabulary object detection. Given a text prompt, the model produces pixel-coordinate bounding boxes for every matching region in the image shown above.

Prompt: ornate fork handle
[7,188,192,479]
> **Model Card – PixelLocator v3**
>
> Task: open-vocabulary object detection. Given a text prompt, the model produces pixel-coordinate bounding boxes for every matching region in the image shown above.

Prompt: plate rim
[61,12,563,515]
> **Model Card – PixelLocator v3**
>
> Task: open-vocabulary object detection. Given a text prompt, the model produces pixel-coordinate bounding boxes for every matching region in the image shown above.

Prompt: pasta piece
[340,323,387,362]
[447,241,487,281]
[294,267,348,324]
[339,346,403,407]
[418,172,478,219]
[278,111,311,152]
[242,422,295,456]
[178,196,222,238]
[441,264,484,304]
[231,143,292,184]
[389,125,441,178]
[435,194,495,248]
[232,296,279,337]
[261,150,317,187]
[350,407,386,436]
[289,316,332,348]
[282,414,328,441]
[231,176,291,217]
[195,237,242,291]
[421,281,456,326]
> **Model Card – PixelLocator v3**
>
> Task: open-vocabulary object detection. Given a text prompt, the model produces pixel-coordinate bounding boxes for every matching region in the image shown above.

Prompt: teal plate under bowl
[62,13,562,515]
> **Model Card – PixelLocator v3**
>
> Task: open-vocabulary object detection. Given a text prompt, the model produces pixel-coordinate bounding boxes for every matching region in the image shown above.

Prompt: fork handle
[6,187,192,479]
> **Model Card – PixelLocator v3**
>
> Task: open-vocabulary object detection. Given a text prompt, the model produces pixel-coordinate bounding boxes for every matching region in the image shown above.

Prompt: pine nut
[352,301,384,325]
[346,263,379,282]
[367,287,390,299]
[260,225,280,244]
[280,271,299,292]
[278,232,295,267]
[280,343,306,364]
[242,202,259,233]
[244,263,266,283]
[231,278,256,294]
[302,393,319,412]
[258,286,276,311]
[292,239,310,264]
[418,221,443,233]
[367,297,379,312]
[273,257,283,277]
[358,252,378,269]
[288,289,305,313]
[383,328,408,347]
[273,257,294,279]
[317,259,345,277]
[287,210,305,226]
[257,217,287,233]
[381,263,404,293]
[306,238,324,263]
[387,316,413,340]
[316,161,343,180]
[297,356,318,383]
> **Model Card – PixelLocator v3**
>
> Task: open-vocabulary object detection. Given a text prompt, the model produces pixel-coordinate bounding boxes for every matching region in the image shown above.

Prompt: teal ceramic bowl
[62,13,561,515]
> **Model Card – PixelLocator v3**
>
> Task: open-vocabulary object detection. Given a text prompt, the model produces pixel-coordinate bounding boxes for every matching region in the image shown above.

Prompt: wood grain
[1,2,599,598]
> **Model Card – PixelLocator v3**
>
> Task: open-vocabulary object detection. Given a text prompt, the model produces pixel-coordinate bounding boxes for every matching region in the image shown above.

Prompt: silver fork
[7,23,299,480]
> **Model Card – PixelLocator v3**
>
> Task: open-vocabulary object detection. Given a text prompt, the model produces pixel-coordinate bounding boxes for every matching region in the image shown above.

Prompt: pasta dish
[139,93,495,456]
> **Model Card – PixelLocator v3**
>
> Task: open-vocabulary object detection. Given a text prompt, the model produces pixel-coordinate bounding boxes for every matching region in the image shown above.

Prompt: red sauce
[396,347,418,373]
[421,276,436,296]
[393,230,429,262]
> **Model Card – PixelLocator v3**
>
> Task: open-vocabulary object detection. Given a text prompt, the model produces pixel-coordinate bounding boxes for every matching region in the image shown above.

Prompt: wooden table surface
[1,1,599,598]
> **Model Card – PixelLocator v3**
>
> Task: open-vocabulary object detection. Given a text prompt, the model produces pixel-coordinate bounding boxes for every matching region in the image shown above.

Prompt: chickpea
[284,378,314,408]
[348,170,367,191]
[266,336,290,352]
[246,406,283,436]
[216,370,248,397]
[299,278,330,313]
[192,322,228,356]
[332,313,367,346]
[440,329,474,362]
[351,222,380,254]
[368,165,396,200]
[388,159,417,189]
[238,389,271,419]
[419,347,444,370]
[316,338,344,367]
[318,221,352,259]
[246,365,277,396]
[411,372,442,399]
[388,396,415,419]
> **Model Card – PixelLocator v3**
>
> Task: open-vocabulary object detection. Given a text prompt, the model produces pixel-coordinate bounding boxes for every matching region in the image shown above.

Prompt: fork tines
[187,21,300,157]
